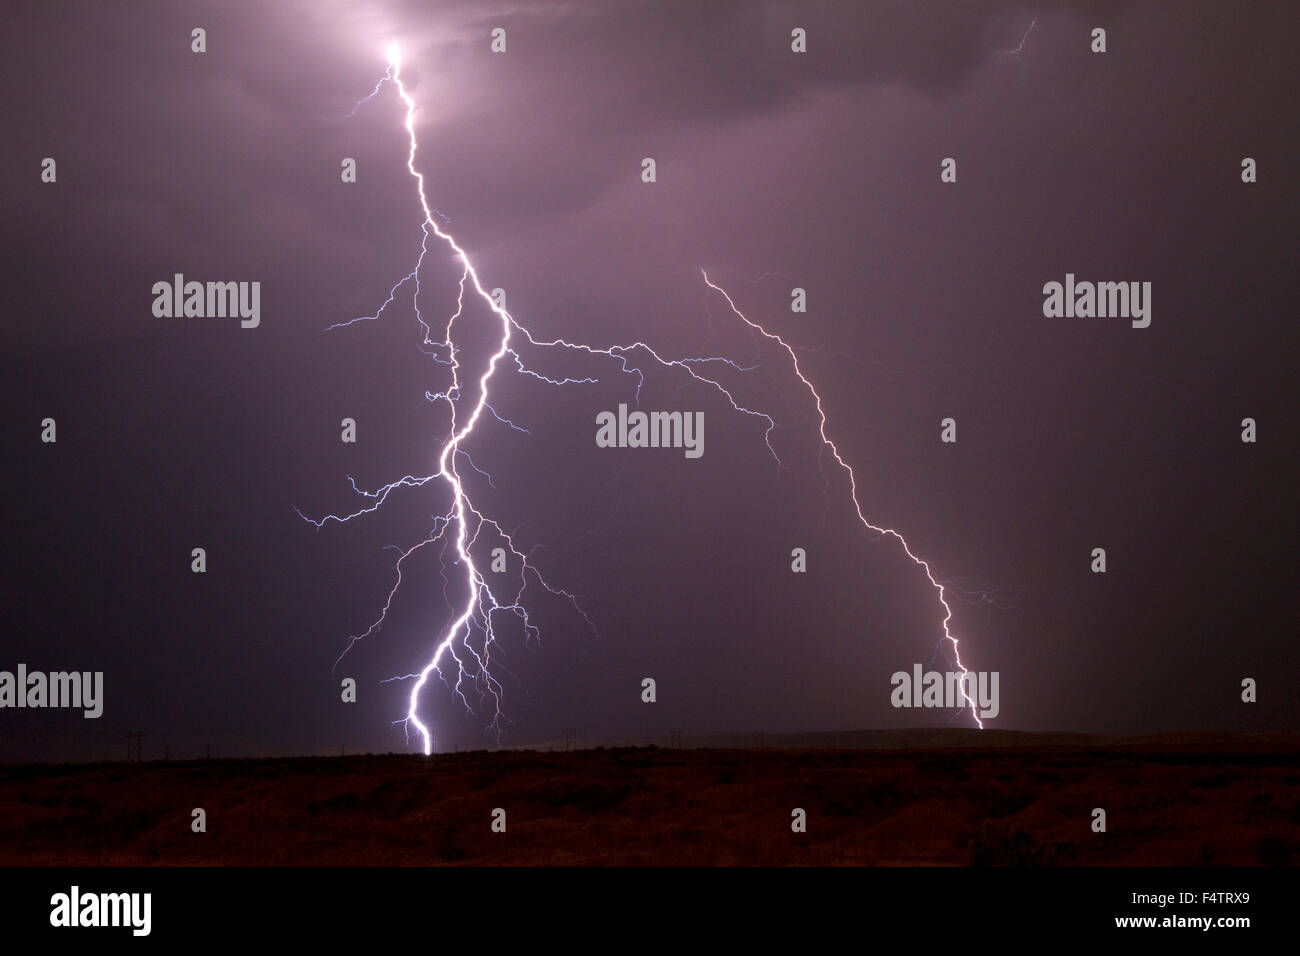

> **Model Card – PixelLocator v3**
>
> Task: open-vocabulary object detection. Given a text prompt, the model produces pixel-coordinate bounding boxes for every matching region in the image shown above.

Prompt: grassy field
[2,733,1298,866]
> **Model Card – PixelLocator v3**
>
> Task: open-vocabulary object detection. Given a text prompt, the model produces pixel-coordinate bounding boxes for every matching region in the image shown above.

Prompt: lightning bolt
[1000,16,1037,58]
[302,46,986,754]
[699,275,984,728]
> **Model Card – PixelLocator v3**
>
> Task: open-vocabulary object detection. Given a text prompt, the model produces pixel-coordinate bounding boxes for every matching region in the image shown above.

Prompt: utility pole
[125,731,145,763]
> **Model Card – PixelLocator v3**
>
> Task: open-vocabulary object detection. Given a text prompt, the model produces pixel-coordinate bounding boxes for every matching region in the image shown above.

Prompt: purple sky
[2,0,1296,760]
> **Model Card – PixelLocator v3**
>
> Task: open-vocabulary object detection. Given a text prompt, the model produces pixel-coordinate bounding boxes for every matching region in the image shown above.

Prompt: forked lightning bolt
[301,47,985,753]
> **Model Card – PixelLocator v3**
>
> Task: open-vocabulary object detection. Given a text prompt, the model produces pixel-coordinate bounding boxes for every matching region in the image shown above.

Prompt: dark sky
[2,0,1296,762]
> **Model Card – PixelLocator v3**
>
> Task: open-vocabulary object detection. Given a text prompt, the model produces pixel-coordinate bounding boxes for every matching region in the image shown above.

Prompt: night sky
[2,0,1296,763]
